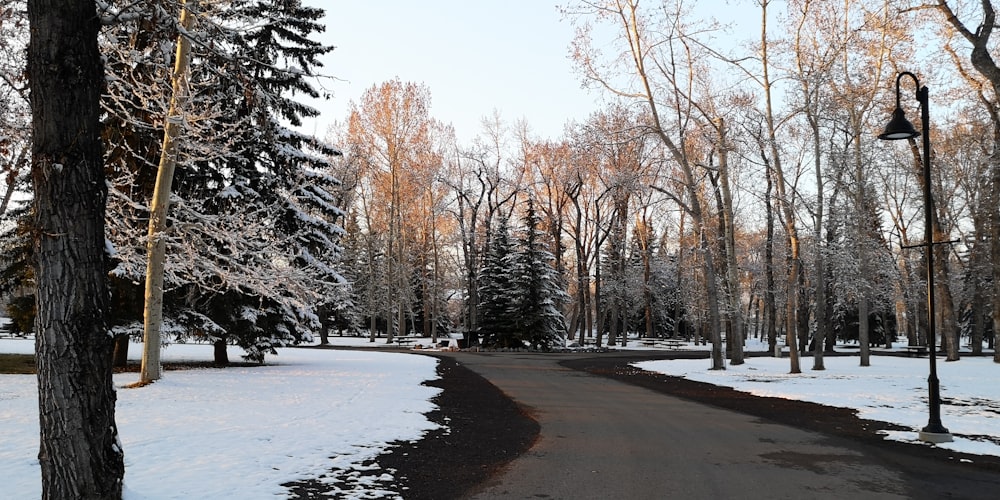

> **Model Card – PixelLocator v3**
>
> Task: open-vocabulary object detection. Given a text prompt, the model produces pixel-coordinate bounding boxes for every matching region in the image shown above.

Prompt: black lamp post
[878,71,952,443]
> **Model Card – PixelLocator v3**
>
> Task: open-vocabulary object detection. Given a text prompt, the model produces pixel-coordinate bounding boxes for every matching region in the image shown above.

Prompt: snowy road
[445,351,1000,500]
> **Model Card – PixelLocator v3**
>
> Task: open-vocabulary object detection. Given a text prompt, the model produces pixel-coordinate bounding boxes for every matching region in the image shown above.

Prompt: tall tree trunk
[808,102,828,369]
[28,0,125,496]
[855,134,871,366]
[905,140,961,360]
[213,338,229,365]
[993,167,1000,364]
[112,335,130,368]
[593,229,603,347]
[639,217,654,338]
[759,0,799,372]
[573,197,587,342]
[717,119,745,365]
[140,0,197,384]
[432,208,441,343]
[764,162,778,355]
[968,211,986,355]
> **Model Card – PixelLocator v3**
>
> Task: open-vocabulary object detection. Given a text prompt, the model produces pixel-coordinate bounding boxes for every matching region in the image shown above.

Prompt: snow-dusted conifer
[100,0,347,363]
[477,216,519,347]
[512,199,567,350]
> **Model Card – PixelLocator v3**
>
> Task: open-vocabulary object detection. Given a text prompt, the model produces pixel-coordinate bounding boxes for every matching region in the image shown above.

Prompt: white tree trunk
[140,0,197,384]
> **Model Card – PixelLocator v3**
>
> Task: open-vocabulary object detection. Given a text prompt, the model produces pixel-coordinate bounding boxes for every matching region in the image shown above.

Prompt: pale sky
[301,1,763,143]
[302,1,604,142]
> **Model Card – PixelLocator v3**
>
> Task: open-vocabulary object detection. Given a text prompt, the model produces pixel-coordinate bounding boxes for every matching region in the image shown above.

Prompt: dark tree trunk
[764,165,778,355]
[28,0,124,497]
[214,338,230,365]
[112,335,130,368]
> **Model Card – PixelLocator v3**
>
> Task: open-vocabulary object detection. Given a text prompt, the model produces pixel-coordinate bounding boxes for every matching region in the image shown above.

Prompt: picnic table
[637,338,686,350]
[661,339,685,350]
[391,336,418,347]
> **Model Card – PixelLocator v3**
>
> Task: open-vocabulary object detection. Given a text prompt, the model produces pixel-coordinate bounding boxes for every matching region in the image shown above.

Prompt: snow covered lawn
[0,339,440,499]
[636,354,1000,458]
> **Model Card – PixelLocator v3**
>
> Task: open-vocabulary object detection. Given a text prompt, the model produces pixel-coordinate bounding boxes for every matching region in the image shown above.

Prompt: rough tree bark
[28,0,124,497]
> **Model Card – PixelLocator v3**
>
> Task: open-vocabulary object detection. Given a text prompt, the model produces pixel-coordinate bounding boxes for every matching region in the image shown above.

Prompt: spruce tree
[97,0,347,362]
[513,199,567,350]
[478,217,519,347]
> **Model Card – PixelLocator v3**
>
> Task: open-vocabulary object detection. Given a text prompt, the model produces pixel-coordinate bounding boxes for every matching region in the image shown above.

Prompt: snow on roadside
[635,354,1000,459]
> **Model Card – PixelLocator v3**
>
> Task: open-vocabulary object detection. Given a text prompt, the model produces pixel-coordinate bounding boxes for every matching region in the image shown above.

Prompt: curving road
[441,351,1000,500]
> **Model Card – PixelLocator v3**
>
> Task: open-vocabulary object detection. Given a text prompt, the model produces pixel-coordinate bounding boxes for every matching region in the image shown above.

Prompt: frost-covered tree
[0,205,33,333]
[99,0,346,363]
[0,3,29,218]
[478,216,518,347]
[513,198,567,350]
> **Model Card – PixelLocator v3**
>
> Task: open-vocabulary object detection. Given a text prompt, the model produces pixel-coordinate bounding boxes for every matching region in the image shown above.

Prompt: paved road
[442,351,1000,500]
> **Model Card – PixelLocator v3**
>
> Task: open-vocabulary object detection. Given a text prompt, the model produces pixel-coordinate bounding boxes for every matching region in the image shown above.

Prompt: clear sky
[301,1,604,142]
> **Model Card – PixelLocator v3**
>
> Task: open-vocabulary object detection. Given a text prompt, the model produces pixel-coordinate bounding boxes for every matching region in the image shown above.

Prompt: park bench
[904,345,928,357]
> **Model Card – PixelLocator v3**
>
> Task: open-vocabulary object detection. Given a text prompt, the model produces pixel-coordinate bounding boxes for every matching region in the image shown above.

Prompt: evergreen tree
[478,216,518,347]
[0,204,33,333]
[173,0,345,362]
[97,0,346,362]
[512,199,567,350]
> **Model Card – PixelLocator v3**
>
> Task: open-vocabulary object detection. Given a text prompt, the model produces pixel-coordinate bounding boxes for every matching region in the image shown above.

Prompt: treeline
[2,0,999,367]
[329,0,1000,368]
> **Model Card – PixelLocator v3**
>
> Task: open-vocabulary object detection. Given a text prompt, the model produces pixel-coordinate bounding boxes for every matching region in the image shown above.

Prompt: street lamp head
[878,107,920,141]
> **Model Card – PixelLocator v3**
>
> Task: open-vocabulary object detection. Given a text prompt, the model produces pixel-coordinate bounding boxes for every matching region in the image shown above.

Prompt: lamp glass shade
[879,107,920,141]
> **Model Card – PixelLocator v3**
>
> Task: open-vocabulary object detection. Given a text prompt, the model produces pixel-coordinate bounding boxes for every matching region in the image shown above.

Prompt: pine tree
[477,217,519,347]
[176,0,345,362]
[512,199,567,350]
[97,0,347,363]
[0,204,33,333]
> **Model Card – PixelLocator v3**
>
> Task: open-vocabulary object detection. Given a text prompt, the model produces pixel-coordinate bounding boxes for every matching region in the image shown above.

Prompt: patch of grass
[0,354,36,374]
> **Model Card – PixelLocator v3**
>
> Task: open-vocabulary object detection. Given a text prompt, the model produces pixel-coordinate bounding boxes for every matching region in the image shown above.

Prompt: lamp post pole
[879,71,951,443]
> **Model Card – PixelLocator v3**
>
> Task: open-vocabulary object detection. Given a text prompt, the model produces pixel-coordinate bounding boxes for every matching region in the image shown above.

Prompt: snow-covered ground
[2,334,999,499]
[635,338,1000,459]
[0,338,441,499]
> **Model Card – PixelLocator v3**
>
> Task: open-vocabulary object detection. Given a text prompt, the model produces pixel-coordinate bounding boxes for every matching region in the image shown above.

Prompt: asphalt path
[442,351,1000,500]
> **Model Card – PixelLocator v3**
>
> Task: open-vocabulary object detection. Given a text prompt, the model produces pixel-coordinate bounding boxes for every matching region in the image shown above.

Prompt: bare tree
[347,79,439,341]
[569,0,726,368]
[927,0,1000,362]
[0,3,29,218]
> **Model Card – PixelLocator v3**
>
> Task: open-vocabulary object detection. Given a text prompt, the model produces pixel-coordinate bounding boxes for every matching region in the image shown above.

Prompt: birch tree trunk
[140,0,197,384]
[28,0,124,496]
